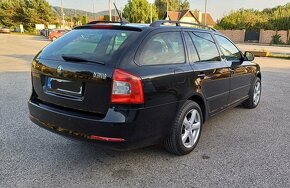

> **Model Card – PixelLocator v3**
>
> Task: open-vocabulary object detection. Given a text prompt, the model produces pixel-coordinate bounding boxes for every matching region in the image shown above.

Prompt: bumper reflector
[88,135,125,142]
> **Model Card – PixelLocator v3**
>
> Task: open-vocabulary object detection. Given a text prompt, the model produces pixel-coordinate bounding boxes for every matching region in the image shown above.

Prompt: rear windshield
[39,29,140,64]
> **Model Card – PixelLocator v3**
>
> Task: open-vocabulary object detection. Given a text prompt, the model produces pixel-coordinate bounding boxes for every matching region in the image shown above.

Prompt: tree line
[216,3,290,31]
[1,0,289,32]
[0,0,56,32]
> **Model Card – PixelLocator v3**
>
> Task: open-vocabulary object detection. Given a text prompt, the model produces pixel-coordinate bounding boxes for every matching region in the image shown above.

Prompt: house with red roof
[193,11,216,27]
[163,9,216,28]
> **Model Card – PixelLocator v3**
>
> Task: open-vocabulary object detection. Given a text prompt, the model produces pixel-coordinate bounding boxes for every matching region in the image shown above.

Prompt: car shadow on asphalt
[36,104,252,164]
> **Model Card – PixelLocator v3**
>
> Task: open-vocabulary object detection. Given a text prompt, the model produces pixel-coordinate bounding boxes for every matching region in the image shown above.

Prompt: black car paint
[28,24,261,150]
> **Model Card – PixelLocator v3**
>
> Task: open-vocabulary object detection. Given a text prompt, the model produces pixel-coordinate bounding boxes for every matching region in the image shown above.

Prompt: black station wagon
[28,20,261,155]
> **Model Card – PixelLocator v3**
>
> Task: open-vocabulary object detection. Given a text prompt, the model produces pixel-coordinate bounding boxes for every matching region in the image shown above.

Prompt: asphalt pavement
[1,34,290,187]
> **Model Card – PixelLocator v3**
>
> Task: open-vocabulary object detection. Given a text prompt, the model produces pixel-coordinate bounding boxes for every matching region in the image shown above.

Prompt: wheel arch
[257,72,261,80]
[188,94,207,123]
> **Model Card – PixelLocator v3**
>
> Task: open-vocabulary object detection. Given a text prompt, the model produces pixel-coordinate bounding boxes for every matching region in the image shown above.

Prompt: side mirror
[244,51,255,61]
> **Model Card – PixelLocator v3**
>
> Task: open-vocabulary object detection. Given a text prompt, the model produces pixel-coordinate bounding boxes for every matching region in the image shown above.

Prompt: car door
[184,31,231,115]
[214,34,253,105]
[133,29,190,107]
[129,30,191,136]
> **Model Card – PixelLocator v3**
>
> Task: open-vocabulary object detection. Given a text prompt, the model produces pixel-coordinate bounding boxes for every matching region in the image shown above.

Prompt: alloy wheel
[253,81,261,106]
[181,109,201,148]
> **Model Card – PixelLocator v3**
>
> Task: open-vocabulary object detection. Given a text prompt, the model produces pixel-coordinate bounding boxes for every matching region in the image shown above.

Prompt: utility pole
[74,9,76,26]
[120,6,123,20]
[93,2,96,20]
[150,3,152,23]
[114,7,116,21]
[109,0,112,21]
[86,12,88,23]
[61,0,65,28]
[166,0,169,19]
[204,0,208,26]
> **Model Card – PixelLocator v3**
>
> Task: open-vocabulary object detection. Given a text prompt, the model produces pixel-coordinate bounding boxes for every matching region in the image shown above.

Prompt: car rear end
[48,30,56,41]
[0,27,11,33]
[28,24,166,150]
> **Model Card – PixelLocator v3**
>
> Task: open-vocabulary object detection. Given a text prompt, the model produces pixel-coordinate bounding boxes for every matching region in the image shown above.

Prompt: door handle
[198,73,206,78]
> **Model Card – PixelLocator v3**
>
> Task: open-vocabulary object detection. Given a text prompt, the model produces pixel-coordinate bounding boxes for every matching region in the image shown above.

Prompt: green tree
[81,15,88,25]
[0,0,22,27]
[21,0,57,31]
[155,0,178,19]
[154,0,190,19]
[73,15,82,26]
[216,9,270,31]
[0,0,57,31]
[216,3,290,31]
[123,0,158,23]
[179,0,190,10]
[268,3,290,30]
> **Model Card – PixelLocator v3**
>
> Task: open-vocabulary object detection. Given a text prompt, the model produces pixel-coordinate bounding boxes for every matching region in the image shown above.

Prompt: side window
[139,32,185,65]
[184,32,199,62]
[189,32,221,62]
[215,35,241,61]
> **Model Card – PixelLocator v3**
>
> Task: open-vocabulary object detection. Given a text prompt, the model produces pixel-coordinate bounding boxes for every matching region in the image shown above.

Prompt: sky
[46,0,290,20]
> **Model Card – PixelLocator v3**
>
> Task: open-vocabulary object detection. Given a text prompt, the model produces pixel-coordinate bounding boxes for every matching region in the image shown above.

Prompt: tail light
[111,69,144,104]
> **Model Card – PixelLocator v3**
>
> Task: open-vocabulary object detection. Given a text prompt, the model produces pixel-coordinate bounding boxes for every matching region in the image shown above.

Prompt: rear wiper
[61,55,105,65]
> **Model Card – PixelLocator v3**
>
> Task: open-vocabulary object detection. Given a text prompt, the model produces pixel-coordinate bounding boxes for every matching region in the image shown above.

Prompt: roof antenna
[113,3,126,24]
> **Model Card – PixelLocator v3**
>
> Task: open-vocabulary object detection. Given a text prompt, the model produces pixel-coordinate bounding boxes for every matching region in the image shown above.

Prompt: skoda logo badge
[57,65,63,75]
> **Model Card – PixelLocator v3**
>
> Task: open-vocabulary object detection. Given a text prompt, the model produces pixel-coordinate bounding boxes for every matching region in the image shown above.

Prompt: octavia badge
[93,72,107,80]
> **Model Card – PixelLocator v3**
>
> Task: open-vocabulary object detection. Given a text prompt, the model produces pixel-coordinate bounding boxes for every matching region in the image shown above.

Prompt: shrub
[271,34,284,44]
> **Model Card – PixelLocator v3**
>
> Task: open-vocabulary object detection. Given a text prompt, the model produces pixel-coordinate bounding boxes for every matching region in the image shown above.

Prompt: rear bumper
[28,99,180,150]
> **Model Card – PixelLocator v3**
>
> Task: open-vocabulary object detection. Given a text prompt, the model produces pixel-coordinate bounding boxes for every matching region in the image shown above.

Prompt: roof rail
[150,20,216,31]
[87,20,129,25]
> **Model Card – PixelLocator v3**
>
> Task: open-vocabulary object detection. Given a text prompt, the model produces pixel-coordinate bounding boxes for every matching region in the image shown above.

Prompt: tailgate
[31,59,112,114]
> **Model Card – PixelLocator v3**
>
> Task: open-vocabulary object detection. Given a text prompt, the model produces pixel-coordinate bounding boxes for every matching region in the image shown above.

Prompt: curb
[250,51,290,59]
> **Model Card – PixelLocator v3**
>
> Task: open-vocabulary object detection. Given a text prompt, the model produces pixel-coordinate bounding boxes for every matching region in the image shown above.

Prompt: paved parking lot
[1,34,290,187]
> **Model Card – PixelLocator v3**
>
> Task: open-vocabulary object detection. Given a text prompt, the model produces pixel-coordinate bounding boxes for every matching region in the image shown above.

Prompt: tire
[164,100,203,155]
[243,77,261,109]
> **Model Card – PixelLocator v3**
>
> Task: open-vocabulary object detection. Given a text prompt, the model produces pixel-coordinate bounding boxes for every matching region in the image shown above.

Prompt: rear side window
[214,34,242,61]
[184,32,199,62]
[189,32,221,62]
[106,33,129,54]
[138,32,185,65]
[39,29,139,64]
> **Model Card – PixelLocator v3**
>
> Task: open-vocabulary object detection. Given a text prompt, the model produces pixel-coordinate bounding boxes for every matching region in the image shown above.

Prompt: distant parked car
[47,29,54,37]
[13,28,21,32]
[40,29,54,37]
[40,29,47,36]
[0,27,11,34]
[49,29,69,41]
